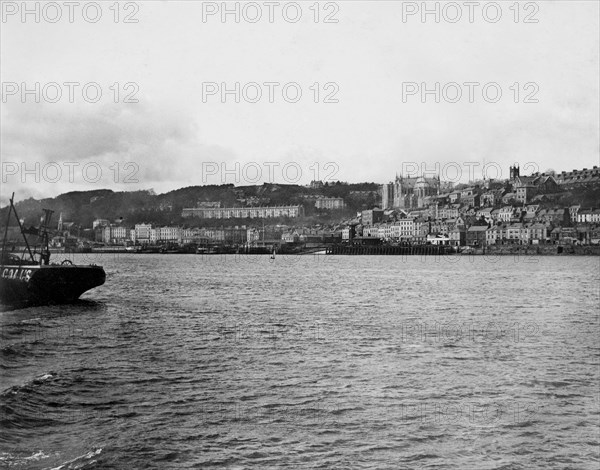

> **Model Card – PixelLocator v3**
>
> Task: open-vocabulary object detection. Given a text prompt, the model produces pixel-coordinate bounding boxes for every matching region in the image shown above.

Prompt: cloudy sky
[1,0,598,203]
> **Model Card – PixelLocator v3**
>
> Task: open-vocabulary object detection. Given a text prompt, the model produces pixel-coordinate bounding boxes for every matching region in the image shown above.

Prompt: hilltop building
[382,174,441,210]
[555,166,600,187]
[182,205,304,219]
[315,197,345,210]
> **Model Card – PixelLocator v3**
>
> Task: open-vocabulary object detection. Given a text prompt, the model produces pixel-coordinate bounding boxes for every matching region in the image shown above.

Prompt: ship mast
[39,208,54,265]
[1,193,36,266]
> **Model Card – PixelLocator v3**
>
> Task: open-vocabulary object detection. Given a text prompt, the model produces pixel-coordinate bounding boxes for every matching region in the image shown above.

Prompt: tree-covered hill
[0,182,381,228]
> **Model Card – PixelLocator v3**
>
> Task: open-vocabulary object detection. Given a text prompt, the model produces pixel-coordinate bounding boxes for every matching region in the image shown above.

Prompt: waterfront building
[449,227,466,246]
[430,220,449,236]
[182,228,208,244]
[362,224,380,238]
[528,223,548,243]
[133,224,152,244]
[342,226,352,241]
[466,226,488,247]
[506,224,523,244]
[388,222,401,240]
[395,218,415,240]
[282,230,300,243]
[486,226,500,245]
[157,226,181,242]
[413,220,429,243]
[103,225,128,244]
[427,234,450,245]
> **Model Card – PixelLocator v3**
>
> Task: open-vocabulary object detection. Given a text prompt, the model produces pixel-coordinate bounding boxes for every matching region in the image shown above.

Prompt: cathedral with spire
[381,173,442,210]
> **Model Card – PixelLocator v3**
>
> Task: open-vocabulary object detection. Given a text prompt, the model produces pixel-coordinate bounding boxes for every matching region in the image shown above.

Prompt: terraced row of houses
[94,222,247,245]
[94,221,340,247]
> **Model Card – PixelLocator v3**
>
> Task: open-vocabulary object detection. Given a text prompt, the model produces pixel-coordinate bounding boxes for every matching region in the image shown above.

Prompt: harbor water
[1,254,599,469]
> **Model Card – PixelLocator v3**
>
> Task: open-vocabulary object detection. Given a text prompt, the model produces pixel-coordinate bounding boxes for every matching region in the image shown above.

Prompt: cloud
[0,100,237,202]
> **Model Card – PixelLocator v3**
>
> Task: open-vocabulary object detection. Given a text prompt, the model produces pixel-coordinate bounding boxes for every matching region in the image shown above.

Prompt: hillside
[0,182,380,228]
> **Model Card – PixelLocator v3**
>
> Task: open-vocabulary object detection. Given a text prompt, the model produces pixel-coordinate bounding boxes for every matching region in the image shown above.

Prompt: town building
[569,205,581,222]
[362,224,379,238]
[133,224,152,243]
[395,219,415,240]
[556,166,600,187]
[449,226,466,246]
[157,226,181,242]
[577,209,600,224]
[315,197,345,210]
[92,219,110,229]
[103,225,128,244]
[438,206,459,220]
[498,206,517,222]
[381,174,441,210]
[361,208,384,226]
[182,205,304,219]
[466,226,488,247]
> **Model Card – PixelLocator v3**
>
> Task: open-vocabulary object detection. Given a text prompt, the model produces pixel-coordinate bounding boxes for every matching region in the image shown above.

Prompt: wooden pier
[325,244,450,256]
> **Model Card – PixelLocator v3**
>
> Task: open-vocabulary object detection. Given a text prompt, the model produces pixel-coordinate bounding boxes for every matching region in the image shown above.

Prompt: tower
[382,182,394,210]
[510,164,520,181]
[393,174,404,209]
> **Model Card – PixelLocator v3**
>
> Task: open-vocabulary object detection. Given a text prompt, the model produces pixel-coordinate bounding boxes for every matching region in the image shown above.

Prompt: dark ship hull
[0,264,105,304]
[1,193,107,306]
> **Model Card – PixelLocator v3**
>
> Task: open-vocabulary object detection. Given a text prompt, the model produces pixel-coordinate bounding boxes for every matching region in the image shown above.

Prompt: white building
[157,226,181,242]
[182,205,304,219]
[133,224,153,243]
[103,225,128,244]
[498,207,516,222]
[315,197,345,210]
